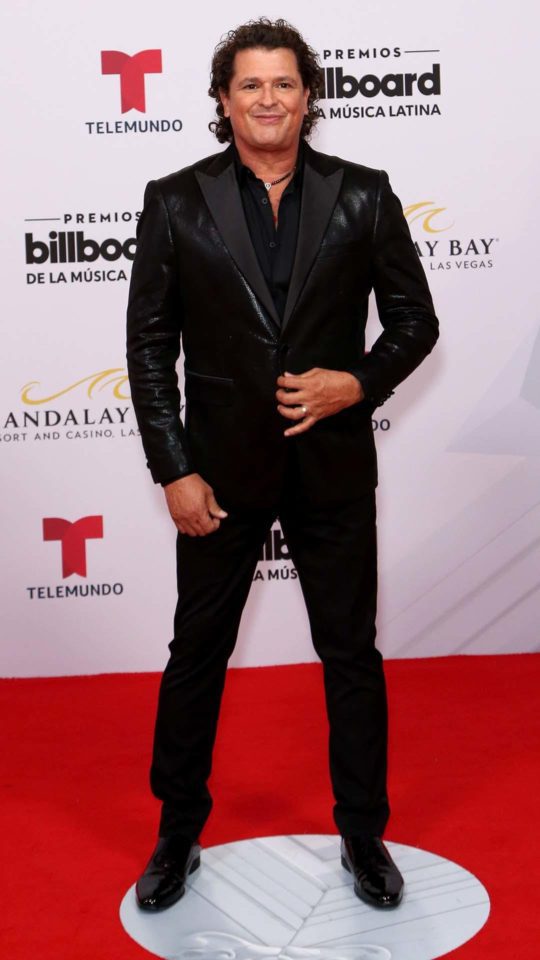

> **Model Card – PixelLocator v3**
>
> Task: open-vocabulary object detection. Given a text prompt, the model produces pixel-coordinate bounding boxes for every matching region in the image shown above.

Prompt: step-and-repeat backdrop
[2,0,537,676]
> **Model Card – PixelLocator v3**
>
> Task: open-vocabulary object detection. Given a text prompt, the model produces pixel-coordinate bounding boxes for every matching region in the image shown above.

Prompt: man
[127,18,438,914]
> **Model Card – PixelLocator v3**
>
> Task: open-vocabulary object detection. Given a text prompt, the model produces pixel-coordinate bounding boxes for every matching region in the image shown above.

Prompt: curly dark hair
[208,18,323,143]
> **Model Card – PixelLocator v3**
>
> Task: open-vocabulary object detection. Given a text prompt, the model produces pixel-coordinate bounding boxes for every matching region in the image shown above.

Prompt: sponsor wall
[1,0,538,676]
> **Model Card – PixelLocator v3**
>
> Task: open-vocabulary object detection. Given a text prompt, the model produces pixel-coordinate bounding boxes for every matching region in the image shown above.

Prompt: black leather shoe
[341,836,404,908]
[136,836,201,911]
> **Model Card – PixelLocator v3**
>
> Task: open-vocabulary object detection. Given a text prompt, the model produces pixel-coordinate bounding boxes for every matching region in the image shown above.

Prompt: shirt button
[261,197,268,205]
[269,241,277,248]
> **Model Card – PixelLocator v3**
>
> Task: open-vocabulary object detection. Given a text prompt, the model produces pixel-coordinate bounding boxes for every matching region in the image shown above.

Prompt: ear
[219,87,230,118]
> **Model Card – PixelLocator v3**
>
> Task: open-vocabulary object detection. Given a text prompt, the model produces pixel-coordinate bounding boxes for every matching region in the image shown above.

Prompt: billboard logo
[318,43,442,121]
[101,49,162,113]
[320,64,440,100]
[43,516,103,578]
[254,523,298,582]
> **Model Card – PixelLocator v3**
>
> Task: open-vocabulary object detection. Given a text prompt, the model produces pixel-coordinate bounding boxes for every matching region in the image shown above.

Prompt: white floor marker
[120,835,490,960]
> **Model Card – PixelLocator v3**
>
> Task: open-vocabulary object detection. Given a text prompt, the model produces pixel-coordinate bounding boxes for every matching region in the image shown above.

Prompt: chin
[251,131,292,150]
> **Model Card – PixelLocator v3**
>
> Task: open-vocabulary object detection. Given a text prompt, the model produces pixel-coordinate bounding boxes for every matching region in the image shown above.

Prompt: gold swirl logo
[21,368,130,405]
[403,201,454,234]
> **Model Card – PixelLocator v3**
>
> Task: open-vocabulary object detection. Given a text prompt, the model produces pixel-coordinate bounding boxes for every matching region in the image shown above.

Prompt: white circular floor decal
[120,835,490,960]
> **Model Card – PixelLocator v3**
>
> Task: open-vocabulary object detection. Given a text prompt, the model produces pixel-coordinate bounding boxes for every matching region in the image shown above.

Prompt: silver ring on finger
[301,404,308,415]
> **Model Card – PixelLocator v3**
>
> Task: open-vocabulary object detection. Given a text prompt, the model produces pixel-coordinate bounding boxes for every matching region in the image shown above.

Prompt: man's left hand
[276,368,364,436]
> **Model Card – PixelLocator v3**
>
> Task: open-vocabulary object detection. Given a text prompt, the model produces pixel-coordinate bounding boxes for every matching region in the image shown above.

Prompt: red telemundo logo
[43,516,104,578]
[101,50,162,113]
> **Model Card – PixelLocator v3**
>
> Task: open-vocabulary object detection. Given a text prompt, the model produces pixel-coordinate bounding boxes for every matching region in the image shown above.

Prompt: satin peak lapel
[195,163,281,331]
[282,162,343,332]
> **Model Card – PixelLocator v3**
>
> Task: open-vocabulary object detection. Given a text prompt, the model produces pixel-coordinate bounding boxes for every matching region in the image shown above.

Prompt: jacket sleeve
[349,170,439,406]
[126,180,194,483]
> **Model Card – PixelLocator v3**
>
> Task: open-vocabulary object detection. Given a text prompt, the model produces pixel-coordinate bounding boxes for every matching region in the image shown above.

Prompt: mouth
[252,114,285,123]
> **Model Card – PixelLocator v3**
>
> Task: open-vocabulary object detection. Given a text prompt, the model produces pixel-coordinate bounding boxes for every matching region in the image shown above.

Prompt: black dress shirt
[233,142,303,323]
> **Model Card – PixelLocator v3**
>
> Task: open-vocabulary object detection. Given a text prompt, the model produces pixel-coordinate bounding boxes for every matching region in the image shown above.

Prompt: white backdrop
[1,0,538,676]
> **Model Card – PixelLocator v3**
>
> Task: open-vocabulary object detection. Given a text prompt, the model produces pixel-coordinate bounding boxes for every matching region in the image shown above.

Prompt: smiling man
[127,18,438,913]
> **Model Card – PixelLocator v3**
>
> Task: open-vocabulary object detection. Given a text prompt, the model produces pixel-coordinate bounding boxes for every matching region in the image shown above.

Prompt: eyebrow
[238,75,298,84]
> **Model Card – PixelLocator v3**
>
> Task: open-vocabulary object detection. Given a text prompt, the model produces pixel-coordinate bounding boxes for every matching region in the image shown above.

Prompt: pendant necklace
[263,168,294,191]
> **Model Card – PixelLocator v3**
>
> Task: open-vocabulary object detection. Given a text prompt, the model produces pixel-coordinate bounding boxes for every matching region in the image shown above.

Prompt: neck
[234,139,300,181]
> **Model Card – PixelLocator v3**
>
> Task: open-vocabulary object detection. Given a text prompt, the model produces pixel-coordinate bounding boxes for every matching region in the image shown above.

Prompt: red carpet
[1,654,539,958]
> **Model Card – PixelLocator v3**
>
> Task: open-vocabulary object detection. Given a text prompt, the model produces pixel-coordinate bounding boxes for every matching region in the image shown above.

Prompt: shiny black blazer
[126,142,438,508]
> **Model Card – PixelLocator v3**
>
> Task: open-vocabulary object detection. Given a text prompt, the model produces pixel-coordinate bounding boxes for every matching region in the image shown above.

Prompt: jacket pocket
[184,369,234,406]
[317,240,359,261]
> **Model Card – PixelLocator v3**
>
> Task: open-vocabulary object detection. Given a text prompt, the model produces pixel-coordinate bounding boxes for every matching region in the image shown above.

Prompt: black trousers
[150,460,390,841]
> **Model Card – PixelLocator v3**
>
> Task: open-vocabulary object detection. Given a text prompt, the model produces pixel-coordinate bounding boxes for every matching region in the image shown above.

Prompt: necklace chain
[263,168,295,191]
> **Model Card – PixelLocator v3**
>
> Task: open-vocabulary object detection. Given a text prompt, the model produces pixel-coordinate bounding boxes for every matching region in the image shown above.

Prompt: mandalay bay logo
[404,201,498,271]
[0,368,140,444]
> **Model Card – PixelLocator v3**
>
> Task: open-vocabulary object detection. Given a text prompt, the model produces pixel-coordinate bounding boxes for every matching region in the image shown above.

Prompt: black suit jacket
[126,142,438,508]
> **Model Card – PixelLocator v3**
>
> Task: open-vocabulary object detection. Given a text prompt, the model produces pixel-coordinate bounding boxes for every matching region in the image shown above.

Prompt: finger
[276,373,307,389]
[207,495,228,519]
[284,368,318,376]
[173,517,194,535]
[277,403,312,421]
[276,388,306,404]
[280,368,318,384]
[206,520,222,534]
[177,522,198,536]
[284,416,317,437]
[193,516,212,535]
[197,513,221,535]
[179,514,216,537]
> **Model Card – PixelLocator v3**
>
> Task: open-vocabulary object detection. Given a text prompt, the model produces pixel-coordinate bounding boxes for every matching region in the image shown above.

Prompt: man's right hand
[163,474,228,536]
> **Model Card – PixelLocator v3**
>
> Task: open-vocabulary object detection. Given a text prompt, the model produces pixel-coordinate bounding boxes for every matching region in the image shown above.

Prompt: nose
[258,82,277,107]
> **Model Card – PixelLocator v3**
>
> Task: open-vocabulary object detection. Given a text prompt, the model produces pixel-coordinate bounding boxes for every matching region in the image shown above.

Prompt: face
[220,47,309,154]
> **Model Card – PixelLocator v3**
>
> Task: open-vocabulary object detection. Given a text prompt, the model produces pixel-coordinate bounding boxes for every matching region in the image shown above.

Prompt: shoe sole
[341,854,403,909]
[136,853,201,912]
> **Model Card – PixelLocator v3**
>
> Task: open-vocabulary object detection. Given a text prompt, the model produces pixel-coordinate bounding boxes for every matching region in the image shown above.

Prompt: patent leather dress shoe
[136,836,201,911]
[341,836,404,908]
